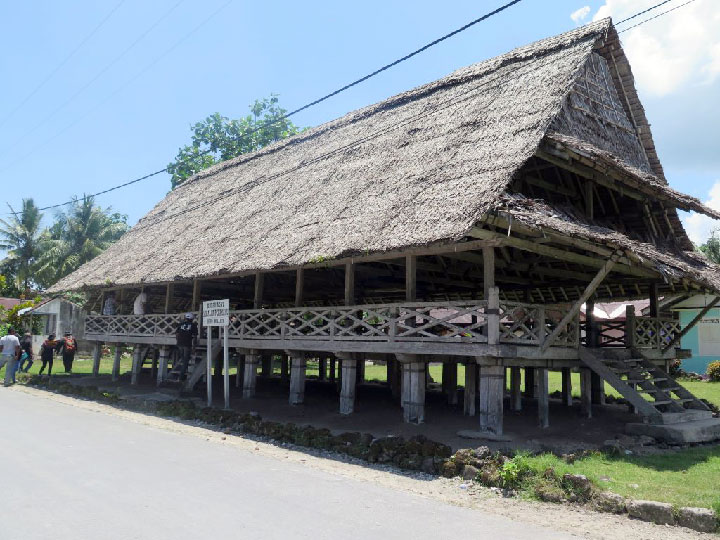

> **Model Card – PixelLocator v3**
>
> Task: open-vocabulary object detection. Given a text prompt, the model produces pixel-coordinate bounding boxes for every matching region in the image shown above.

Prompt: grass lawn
[525,448,720,511]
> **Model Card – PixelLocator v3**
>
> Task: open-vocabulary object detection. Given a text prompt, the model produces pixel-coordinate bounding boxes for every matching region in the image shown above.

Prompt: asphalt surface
[1,389,577,540]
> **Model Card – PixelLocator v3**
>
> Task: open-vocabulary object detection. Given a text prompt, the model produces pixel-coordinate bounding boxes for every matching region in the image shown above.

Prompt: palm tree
[0,198,44,295]
[35,196,128,288]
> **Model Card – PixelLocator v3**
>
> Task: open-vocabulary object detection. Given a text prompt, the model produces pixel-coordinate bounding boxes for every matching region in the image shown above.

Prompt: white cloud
[592,0,720,96]
[571,6,591,24]
[683,180,720,244]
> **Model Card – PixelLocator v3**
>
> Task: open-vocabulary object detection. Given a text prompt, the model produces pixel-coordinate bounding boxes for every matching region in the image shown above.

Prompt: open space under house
[50,19,720,442]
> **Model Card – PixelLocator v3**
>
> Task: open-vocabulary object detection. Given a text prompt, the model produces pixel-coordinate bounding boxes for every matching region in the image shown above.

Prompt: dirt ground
[12,384,714,540]
[77,369,640,453]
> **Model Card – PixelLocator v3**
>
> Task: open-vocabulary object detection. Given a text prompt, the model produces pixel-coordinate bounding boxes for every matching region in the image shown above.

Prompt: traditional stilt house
[49,19,720,439]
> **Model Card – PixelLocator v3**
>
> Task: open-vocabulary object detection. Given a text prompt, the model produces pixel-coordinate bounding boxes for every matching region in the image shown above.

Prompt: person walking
[18,332,34,373]
[39,334,56,377]
[174,313,198,380]
[0,328,21,386]
[55,332,78,373]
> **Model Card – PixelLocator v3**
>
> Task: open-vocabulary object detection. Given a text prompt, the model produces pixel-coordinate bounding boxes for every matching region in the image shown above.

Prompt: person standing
[39,334,56,377]
[0,328,21,386]
[18,332,34,373]
[175,313,198,380]
[103,293,117,315]
[55,332,78,373]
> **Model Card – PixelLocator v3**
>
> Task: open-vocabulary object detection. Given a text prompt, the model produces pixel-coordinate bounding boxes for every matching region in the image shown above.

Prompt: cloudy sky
[0,0,718,244]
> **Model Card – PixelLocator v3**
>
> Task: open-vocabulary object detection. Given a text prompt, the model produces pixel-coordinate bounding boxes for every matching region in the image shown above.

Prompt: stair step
[652,400,673,406]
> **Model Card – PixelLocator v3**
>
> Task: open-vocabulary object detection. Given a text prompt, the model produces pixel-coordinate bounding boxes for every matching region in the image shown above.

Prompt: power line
[2,0,523,215]
[0,0,126,130]
[618,0,699,33]
[0,0,185,159]
[0,0,233,185]
[615,0,673,25]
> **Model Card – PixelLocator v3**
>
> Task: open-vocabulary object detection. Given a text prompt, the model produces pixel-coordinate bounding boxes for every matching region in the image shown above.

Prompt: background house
[19,297,90,354]
[672,295,720,374]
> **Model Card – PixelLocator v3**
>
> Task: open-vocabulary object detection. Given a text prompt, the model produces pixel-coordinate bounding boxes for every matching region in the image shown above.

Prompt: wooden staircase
[165,340,222,391]
[578,347,711,425]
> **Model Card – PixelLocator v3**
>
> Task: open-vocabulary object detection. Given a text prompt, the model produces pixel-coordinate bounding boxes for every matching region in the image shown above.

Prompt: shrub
[707,361,720,382]
[499,454,531,489]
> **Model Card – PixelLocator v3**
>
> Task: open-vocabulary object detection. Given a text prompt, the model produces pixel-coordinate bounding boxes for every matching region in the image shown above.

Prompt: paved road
[1,389,576,540]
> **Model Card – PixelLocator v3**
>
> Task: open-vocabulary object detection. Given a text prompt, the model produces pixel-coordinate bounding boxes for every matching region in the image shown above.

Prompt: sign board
[202,299,230,326]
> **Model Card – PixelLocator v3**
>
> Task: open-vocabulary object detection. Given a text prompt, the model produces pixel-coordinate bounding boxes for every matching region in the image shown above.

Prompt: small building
[47,19,720,441]
[672,295,720,374]
[20,297,89,354]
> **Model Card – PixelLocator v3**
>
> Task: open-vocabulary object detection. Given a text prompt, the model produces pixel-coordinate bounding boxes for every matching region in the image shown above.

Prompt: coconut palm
[0,198,44,294]
[35,196,129,288]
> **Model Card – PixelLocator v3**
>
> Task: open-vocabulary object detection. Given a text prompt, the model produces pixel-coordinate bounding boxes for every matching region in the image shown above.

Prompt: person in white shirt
[103,293,117,315]
[133,291,147,315]
[0,328,21,386]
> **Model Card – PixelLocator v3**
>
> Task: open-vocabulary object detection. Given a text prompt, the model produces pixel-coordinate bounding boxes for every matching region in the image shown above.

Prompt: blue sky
[1,0,718,242]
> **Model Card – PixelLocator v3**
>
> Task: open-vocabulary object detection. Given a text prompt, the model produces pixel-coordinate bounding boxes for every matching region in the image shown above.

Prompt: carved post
[400,356,425,424]
[339,356,357,415]
[243,353,259,398]
[478,362,504,435]
[625,304,636,348]
[463,361,477,416]
[112,344,122,381]
[288,352,306,405]
[131,346,142,385]
[561,368,573,407]
[92,342,102,377]
[157,345,170,386]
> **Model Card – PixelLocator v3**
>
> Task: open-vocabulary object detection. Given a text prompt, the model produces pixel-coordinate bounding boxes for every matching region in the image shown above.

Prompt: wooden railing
[84,300,580,349]
[580,312,681,351]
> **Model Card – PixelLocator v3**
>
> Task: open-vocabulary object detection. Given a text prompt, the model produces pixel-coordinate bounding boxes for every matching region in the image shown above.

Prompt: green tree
[0,198,44,295]
[699,229,720,264]
[167,95,301,188]
[34,196,129,288]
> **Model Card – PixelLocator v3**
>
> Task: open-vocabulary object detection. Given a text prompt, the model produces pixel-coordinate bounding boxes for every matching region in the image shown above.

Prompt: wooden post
[295,268,304,307]
[537,368,549,428]
[524,367,536,398]
[561,368,573,406]
[487,287,500,345]
[442,362,458,406]
[405,255,417,302]
[131,345,142,385]
[463,361,477,416]
[478,363,504,435]
[164,283,174,314]
[591,373,605,405]
[510,366,522,411]
[329,356,336,382]
[356,358,365,385]
[288,352,306,405]
[235,354,245,388]
[243,353,259,398]
[483,247,495,299]
[112,344,122,381]
[254,272,264,309]
[339,357,357,415]
[191,280,202,311]
[649,283,659,318]
[625,304,636,347]
[281,355,289,382]
[345,263,355,306]
[157,345,170,386]
[318,357,326,381]
[580,368,592,418]
[389,359,401,400]
[400,356,425,423]
[92,342,102,377]
[261,356,272,377]
[586,298,597,347]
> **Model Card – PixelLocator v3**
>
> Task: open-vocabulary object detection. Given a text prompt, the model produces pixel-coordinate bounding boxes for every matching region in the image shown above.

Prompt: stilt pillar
[339,357,357,414]
[478,364,504,435]
[442,363,458,406]
[261,355,272,378]
[157,346,170,386]
[388,359,401,400]
[580,368,592,418]
[400,357,425,424]
[510,366,522,411]
[524,367,536,398]
[112,344,122,382]
[131,346,143,385]
[561,368,573,406]
[591,373,605,405]
[463,362,477,416]
[356,359,365,386]
[318,357,326,381]
[537,368,549,428]
[288,353,306,405]
[329,357,336,382]
[243,353,259,398]
[235,355,245,388]
[92,342,102,377]
[280,355,289,382]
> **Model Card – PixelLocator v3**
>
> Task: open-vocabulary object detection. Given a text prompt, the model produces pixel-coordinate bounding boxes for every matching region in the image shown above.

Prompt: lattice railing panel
[395,303,489,342]
[499,302,541,344]
[635,317,681,349]
[545,307,580,347]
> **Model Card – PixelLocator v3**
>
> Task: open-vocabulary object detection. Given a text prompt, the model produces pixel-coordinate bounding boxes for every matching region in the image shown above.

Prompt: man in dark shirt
[55,332,78,373]
[175,313,198,379]
[18,332,34,372]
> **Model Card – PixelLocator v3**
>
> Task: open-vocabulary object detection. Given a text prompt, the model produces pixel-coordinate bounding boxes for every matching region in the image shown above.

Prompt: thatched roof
[50,19,719,293]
